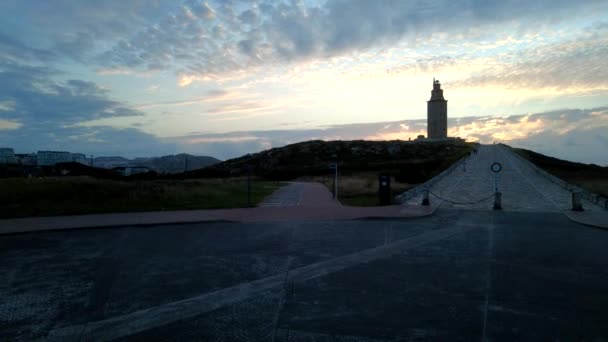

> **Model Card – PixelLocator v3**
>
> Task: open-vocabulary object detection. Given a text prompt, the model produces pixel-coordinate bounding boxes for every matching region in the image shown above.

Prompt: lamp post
[329,163,338,200]
[247,153,252,207]
[491,162,502,210]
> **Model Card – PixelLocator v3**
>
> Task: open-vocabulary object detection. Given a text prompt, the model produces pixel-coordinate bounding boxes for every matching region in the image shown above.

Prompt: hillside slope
[513,147,608,197]
[93,154,220,173]
[132,154,220,173]
[190,139,475,182]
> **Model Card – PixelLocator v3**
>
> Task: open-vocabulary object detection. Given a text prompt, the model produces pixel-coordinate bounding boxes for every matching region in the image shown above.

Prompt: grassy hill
[186,139,475,206]
[513,147,608,197]
[0,139,476,216]
[188,139,475,182]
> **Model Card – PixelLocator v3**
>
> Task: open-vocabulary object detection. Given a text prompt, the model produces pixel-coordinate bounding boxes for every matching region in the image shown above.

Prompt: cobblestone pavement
[405,144,603,211]
[2,210,608,341]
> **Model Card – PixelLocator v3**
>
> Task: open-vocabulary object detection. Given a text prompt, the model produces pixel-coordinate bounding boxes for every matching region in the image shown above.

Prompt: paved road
[405,144,603,211]
[2,210,607,341]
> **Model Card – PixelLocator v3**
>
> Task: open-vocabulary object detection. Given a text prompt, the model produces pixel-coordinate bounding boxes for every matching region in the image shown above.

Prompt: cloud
[169,106,608,164]
[0,61,143,127]
[0,125,176,158]
[204,101,278,116]
[0,32,56,62]
[87,0,607,79]
[146,84,160,93]
[452,32,608,92]
[134,89,242,110]
[0,60,172,157]
[95,68,132,76]
[0,119,21,130]
[3,0,607,96]
[0,99,16,112]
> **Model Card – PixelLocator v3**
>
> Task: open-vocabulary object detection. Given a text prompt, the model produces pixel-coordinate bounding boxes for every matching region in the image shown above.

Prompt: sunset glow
[1,0,607,163]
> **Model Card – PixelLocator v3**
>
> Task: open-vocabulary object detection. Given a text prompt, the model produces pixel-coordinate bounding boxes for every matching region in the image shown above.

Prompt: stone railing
[395,156,467,204]
[504,145,608,210]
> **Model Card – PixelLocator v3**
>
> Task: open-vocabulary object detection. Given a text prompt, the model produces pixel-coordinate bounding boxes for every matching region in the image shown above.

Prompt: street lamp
[247,153,252,207]
[329,163,338,200]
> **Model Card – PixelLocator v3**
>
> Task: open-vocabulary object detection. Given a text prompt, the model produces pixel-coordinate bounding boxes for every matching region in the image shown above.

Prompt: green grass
[0,177,283,218]
[300,173,414,207]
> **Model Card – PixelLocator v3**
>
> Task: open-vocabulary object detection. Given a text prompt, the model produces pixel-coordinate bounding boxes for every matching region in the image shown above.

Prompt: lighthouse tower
[427,78,448,139]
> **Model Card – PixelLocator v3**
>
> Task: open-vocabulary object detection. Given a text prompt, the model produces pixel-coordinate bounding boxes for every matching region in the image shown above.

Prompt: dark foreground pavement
[1,209,607,341]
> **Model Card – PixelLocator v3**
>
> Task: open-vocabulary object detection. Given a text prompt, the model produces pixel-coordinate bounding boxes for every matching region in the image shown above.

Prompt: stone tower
[427,78,448,139]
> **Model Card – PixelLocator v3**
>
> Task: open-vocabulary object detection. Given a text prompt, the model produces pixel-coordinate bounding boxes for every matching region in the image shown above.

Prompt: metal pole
[247,153,252,207]
[247,165,251,207]
[334,164,338,200]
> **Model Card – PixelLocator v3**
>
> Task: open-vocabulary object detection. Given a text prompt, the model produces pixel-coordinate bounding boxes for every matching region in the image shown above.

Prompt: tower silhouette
[427,78,448,139]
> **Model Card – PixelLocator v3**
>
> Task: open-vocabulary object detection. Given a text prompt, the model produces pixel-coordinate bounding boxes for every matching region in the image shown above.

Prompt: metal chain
[429,191,495,205]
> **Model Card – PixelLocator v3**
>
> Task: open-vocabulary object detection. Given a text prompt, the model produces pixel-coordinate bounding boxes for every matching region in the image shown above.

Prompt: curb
[0,206,438,236]
[355,206,439,221]
[0,218,236,236]
[563,211,608,230]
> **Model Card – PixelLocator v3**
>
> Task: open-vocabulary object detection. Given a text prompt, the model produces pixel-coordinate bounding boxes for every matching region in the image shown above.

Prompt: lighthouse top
[429,78,446,101]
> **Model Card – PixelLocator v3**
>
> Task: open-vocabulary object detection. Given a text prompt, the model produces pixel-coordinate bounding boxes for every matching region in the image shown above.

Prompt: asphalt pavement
[2,209,608,341]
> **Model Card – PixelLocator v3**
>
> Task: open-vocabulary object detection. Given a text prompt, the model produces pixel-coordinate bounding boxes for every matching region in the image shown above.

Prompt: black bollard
[422,189,430,206]
[493,192,502,210]
[571,192,584,211]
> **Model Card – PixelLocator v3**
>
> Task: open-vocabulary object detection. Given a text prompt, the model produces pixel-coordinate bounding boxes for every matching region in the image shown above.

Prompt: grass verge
[0,177,283,218]
[300,173,414,206]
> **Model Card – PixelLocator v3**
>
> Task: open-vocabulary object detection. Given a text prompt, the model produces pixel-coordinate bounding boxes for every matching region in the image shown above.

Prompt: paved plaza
[405,144,604,212]
[2,209,608,341]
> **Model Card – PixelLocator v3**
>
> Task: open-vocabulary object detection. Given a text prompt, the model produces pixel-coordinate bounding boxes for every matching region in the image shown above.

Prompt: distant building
[111,166,151,176]
[0,148,17,164]
[37,151,72,166]
[71,153,88,165]
[15,153,38,166]
[427,78,448,139]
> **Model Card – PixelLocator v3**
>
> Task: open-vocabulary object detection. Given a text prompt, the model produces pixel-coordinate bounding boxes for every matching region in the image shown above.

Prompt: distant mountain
[92,156,130,168]
[94,154,220,174]
[132,154,220,174]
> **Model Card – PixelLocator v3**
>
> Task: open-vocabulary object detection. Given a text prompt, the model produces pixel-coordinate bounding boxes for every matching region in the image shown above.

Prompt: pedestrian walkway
[260,182,342,208]
[0,182,432,235]
[258,182,305,207]
[404,144,604,212]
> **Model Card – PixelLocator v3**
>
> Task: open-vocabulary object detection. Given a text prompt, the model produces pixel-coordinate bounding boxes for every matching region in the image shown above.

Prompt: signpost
[491,162,502,192]
[491,162,502,210]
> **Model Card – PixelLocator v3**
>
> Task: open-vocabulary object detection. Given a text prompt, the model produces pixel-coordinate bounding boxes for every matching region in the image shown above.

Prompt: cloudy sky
[0,0,607,164]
